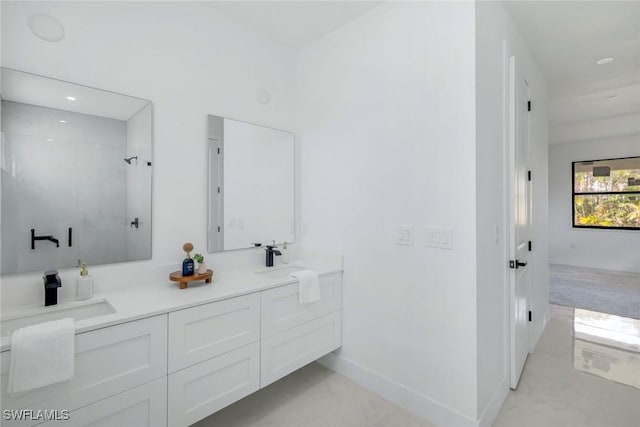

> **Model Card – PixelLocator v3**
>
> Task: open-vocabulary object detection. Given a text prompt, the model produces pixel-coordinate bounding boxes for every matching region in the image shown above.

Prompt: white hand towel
[291,270,320,304]
[7,318,75,394]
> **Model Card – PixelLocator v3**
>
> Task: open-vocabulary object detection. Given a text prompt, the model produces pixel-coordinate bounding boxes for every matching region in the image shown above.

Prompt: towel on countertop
[291,270,320,304]
[7,318,75,394]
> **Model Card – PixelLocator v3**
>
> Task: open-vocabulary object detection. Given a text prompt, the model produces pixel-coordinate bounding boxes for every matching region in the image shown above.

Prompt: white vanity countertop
[0,259,342,352]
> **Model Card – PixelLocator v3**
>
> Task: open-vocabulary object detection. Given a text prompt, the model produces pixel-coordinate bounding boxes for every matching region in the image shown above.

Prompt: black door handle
[516,260,527,268]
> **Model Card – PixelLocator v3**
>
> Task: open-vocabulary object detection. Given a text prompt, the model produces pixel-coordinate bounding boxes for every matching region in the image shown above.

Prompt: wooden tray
[169,269,213,289]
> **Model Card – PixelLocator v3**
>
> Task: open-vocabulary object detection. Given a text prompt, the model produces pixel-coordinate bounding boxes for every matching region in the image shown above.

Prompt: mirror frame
[0,67,154,275]
[206,114,295,253]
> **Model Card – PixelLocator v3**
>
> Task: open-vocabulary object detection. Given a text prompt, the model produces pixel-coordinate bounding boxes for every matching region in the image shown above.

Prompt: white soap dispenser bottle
[280,241,289,264]
[76,261,94,301]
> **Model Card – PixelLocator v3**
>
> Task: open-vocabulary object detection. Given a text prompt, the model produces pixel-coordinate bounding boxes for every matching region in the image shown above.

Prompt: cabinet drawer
[261,311,341,387]
[0,315,167,415]
[168,342,260,427]
[168,294,260,373]
[37,377,167,427]
[261,272,342,337]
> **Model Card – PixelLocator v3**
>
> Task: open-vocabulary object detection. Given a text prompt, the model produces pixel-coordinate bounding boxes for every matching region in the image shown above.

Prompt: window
[573,156,640,230]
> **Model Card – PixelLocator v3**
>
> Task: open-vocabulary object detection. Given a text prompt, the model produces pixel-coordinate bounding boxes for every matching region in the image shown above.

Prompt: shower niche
[0,68,153,274]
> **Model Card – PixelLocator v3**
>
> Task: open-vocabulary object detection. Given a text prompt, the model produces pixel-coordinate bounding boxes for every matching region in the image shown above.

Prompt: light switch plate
[424,227,453,249]
[396,226,415,246]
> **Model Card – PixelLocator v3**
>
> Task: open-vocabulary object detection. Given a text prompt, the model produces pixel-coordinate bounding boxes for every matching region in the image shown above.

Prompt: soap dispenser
[281,241,289,264]
[182,242,195,276]
[76,260,94,301]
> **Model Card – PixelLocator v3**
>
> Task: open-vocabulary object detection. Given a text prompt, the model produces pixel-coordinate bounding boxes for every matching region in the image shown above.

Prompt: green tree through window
[573,156,640,229]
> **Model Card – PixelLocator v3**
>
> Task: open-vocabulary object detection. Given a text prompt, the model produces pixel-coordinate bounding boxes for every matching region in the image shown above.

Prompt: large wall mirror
[1,68,153,275]
[207,115,294,252]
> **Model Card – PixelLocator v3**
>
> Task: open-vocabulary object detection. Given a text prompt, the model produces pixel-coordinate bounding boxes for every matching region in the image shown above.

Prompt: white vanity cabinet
[260,273,342,338]
[37,377,167,427]
[167,293,260,373]
[167,343,260,427]
[0,315,167,426]
[1,270,342,427]
[167,271,342,427]
[260,273,342,386]
[166,294,261,427]
[261,311,341,387]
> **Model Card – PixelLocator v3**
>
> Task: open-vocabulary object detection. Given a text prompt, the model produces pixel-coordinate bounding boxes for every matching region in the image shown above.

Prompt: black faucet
[265,245,282,267]
[31,229,59,250]
[43,270,62,306]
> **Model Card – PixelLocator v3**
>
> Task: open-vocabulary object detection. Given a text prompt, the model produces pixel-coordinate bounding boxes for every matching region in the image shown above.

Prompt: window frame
[572,155,640,231]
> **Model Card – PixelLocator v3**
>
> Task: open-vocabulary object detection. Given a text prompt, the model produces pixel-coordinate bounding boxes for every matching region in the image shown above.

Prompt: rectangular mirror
[207,115,294,252]
[1,68,153,275]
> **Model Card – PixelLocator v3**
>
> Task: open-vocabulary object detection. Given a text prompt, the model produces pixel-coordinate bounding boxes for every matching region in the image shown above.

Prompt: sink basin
[1,299,116,337]
[257,266,305,279]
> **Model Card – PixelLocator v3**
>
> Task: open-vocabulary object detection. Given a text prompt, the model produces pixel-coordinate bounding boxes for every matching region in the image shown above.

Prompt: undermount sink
[1,299,116,337]
[257,266,305,279]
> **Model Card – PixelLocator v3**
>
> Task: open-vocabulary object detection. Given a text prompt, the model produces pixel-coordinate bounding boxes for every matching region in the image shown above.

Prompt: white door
[509,56,532,389]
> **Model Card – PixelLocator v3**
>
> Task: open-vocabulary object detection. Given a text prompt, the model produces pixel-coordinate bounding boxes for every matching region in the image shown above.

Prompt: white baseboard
[478,375,509,427]
[318,352,478,427]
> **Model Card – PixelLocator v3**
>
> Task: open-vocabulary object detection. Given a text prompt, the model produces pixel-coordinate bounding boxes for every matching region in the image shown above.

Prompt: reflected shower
[124,156,138,165]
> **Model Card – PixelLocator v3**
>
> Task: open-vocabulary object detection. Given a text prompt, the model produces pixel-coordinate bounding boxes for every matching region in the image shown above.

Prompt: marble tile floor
[193,361,435,427]
[494,304,640,427]
[196,304,639,427]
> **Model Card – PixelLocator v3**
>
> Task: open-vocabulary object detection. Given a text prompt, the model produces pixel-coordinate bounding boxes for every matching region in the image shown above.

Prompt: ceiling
[204,1,382,49]
[505,1,640,129]
[1,68,149,121]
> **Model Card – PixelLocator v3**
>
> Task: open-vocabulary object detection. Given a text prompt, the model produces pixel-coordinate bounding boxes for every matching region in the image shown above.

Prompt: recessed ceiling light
[66,96,76,101]
[47,138,54,142]
[28,14,65,42]
[606,95,617,100]
[595,57,614,65]
[59,120,67,123]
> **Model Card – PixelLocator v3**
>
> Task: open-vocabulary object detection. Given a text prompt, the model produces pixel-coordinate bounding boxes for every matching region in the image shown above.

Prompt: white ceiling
[505,1,640,129]
[204,1,383,49]
[1,68,149,121]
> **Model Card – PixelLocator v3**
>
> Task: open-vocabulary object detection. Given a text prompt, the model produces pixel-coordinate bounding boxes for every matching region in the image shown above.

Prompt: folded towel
[7,318,75,394]
[291,270,320,304]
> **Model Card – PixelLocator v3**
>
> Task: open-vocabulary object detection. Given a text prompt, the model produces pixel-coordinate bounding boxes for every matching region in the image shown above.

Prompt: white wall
[1,1,296,303]
[550,113,640,145]
[298,2,480,425]
[549,134,640,272]
[125,103,152,261]
[1,101,127,274]
[475,2,549,423]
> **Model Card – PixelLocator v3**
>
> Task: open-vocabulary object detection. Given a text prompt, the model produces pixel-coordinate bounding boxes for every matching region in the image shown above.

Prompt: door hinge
[527,101,532,111]
[217,147,220,154]
[528,241,532,251]
[217,186,220,194]
[217,226,221,232]
[528,311,532,322]
[528,170,532,181]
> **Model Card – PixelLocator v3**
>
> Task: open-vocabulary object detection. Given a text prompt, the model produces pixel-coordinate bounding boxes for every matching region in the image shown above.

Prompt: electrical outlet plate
[395,226,415,246]
[424,227,453,249]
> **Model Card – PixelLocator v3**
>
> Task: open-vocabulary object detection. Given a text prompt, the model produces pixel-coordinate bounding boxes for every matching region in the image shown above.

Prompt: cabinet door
[37,377,167,427]
[261,273,342,338]
[261,311,341,387]
[168,294,260,373]
[168,342,260,427]
[0,315,167,415]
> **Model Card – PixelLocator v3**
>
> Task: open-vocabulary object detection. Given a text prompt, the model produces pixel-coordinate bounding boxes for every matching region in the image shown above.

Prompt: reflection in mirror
[1,68,153,275]
[207,115,294,252]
